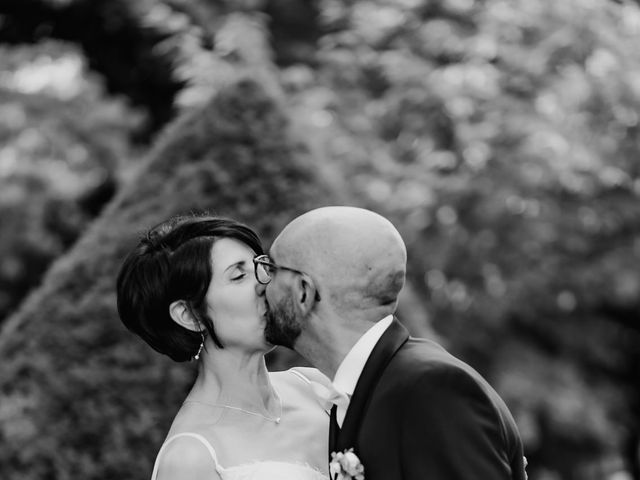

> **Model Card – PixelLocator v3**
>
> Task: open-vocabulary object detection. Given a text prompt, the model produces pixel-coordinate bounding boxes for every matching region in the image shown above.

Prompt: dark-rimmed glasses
[253,254,308,285]
[254,255,321,301]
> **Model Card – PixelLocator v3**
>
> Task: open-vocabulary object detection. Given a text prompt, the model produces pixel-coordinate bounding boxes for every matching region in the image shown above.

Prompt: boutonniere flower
[329,448,364,480]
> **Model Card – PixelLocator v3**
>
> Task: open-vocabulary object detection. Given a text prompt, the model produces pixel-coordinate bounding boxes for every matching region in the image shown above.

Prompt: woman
[116,214,330,480]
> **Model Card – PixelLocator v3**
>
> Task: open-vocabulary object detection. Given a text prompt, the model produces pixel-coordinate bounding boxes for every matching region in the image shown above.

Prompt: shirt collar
[332,315,394,396]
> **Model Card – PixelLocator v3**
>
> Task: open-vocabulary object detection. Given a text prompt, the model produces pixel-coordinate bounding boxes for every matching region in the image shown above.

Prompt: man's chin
[264,325,283,347]
[268,331,299,350]
[264,323,295,349]
[263,301,301,348]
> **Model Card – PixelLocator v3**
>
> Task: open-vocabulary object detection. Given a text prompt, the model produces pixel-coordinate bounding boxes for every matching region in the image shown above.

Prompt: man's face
[264,290,302,348]
[262,249,305,348]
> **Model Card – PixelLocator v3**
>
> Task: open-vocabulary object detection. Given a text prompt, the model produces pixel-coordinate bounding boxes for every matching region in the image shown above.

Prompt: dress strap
[151,432,224,479]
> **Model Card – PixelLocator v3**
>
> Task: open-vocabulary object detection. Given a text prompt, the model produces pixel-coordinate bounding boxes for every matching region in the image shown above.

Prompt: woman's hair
[116,214,263,362]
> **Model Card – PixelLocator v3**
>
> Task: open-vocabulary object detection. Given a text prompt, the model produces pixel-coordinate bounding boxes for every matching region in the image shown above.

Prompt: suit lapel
[336,318,409,450]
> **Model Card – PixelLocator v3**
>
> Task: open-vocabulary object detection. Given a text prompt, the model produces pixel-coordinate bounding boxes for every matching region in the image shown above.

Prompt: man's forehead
[267,243,282,261]
[268,238,301,265]
[269,233,292,257]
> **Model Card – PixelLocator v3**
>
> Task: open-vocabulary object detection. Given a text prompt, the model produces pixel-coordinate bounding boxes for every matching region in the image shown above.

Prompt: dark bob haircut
[116,214,263,362]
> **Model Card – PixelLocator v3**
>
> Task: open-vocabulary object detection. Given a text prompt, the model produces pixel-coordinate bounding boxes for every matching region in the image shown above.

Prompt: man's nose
[255,282,267,296]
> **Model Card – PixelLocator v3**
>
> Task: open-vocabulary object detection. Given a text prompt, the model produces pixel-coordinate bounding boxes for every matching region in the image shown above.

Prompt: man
[257,206,527,480]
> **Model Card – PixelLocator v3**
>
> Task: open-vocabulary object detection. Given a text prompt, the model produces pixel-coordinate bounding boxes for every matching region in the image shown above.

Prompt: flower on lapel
[329,448,364,480]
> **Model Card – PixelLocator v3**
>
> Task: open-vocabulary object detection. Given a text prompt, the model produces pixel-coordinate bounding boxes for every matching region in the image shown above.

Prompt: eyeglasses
[253,255,322,301]
[253,254,308,285]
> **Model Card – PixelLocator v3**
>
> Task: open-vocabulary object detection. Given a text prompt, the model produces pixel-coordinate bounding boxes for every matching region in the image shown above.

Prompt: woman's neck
[187,348,276,411]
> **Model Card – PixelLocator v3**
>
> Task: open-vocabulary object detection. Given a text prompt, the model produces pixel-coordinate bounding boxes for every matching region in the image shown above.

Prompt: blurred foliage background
[0,1,638,479]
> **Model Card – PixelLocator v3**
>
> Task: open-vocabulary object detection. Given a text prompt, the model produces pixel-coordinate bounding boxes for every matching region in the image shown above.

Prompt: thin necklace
[184,394,283,424]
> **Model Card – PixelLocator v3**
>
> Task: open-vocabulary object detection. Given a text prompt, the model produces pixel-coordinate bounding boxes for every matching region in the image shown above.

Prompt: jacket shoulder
[386,337,467,378]
[384,337,502,403]
[383,337,523,460]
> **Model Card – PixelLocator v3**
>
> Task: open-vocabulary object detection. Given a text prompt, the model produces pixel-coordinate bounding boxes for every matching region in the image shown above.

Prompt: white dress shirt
[331,315,394,427]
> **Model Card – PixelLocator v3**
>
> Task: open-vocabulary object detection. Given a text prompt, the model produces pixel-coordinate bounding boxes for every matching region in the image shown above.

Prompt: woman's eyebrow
[223,260,247,273]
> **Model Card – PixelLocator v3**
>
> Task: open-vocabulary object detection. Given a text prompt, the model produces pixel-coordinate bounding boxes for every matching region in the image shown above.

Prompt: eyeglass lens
[254,258,272,284]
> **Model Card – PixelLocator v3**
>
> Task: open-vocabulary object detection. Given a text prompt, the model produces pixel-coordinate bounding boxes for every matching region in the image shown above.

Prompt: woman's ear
[169,300,201,332]
[296,274,319,316]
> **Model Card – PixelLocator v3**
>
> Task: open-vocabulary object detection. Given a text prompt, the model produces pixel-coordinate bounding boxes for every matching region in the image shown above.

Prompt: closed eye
[225,260,249,281]
[231,272,246,281]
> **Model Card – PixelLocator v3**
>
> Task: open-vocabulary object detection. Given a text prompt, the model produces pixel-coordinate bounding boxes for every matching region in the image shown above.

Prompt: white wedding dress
[150,369,331,480]
[151,432,328,480]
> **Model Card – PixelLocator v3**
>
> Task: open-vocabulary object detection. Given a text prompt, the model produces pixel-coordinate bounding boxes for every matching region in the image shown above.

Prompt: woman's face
[204,237,270,352]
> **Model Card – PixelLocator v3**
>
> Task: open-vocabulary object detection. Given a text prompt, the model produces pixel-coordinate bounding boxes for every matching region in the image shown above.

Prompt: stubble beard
[264,296,302,349]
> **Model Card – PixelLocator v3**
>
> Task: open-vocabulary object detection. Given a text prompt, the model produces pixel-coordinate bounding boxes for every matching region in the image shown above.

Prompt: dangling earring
[193,331,206,361]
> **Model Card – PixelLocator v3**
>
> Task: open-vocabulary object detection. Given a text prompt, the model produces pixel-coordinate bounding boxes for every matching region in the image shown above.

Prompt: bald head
[272,206,407,318]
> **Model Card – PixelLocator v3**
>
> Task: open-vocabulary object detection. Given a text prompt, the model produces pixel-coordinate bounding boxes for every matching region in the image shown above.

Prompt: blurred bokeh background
[0,0,638,479]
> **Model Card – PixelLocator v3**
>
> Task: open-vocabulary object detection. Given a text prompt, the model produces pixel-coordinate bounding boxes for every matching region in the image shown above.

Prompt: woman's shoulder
[154,433,222,480]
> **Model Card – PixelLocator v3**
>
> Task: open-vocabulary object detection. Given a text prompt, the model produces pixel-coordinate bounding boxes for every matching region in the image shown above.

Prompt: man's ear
[169,300,201,332]
[296,274,319,316]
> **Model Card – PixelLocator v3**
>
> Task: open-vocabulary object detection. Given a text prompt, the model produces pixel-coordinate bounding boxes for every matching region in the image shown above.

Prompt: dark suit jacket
[329,319,526,480]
